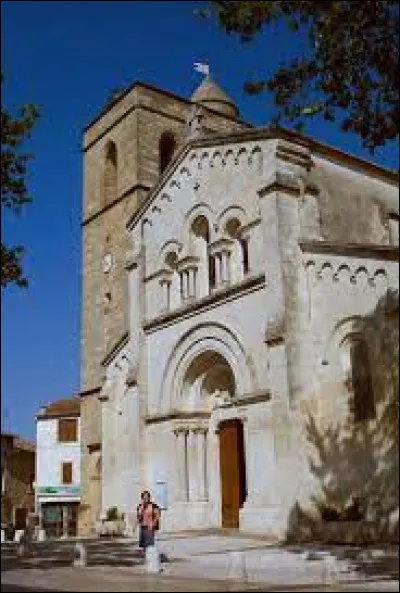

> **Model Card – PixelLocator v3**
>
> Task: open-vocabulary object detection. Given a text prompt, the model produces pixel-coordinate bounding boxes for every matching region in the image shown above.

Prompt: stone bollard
[37,528,46,542]
[227,551,247,582]
[322,554,338,585]
[1,529,5,543]
[73,542,87,567]
[16,529,32,558]
[14,529,25,543]
[145,545,162,573]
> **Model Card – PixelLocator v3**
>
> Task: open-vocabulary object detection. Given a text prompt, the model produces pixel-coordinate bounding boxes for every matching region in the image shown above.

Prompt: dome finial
[190,67,239,119]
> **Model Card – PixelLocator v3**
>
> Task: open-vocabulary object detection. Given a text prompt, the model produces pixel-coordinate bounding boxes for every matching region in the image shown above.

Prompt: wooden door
[14,507,27,530]
[219,419,245,528]
[67,503,78,536]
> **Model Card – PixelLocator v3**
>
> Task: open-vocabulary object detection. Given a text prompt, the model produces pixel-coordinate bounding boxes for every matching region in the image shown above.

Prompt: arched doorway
[218,419,246,528]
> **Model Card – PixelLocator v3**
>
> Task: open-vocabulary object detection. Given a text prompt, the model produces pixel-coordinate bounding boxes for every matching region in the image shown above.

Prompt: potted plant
[96,507,125,537]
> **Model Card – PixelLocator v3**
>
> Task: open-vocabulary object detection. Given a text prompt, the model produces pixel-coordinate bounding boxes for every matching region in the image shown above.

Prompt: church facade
[79,75,399,539]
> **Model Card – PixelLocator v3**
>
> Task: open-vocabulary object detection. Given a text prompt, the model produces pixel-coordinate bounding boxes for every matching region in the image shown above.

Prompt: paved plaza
[1,533,398,592]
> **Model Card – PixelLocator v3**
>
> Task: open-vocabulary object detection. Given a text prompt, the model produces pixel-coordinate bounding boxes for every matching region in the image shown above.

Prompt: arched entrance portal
[182,350,235,409]
[179,349,246,529]
[219,419,246,528]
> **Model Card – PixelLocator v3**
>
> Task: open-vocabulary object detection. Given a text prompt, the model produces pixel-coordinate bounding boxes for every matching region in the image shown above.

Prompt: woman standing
[136,490,160,550]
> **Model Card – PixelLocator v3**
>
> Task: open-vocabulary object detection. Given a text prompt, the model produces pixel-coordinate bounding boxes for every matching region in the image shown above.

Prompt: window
[191,215,213,293]
[240,238,250,275]
[58,418,77,443]
[342,335,375,422]
[62,462,73,485]
[159,132,176,174]
[103,141,117,205]
[208,255,216,289]
[350,337,375,422]
[225,217,249,282]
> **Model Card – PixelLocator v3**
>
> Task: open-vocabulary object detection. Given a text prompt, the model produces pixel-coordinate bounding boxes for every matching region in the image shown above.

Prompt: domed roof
[191,76,238,119]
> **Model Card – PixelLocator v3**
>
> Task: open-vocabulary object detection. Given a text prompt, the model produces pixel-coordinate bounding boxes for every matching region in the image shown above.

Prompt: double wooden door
[219,419,246,528]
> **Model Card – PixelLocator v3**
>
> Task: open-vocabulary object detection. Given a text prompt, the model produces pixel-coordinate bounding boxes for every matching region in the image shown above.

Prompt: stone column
[179,272,184,301]
[62,505,68,538]
[185,270,190,300]
[179,271,189,301]
[174,428,188,502]
[166,281,171,310]
[187,267,197,299]
[187,429,200,501]
[220,250,230,285]
[214,254,221,287]
[195,428,208,501]
[159,279,168,312]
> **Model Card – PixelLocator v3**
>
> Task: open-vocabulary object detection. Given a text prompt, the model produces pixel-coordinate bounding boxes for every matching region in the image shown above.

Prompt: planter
[95,519,125,537]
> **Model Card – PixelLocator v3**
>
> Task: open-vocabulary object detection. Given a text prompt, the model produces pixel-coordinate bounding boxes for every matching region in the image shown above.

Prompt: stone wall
[1,437,35,528]
[78,392,102,536]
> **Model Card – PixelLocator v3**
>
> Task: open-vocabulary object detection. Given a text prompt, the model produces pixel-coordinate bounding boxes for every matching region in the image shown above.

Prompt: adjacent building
[79,73,399,539]
[1,433,35,529]
[35,398,81,537]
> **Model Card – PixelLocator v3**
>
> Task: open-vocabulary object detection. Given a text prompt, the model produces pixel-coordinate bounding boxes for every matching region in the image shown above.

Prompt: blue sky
[1,1,398,440]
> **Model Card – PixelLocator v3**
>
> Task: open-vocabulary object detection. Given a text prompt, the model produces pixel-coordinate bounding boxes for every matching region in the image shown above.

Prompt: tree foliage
[1,74,39,288]
[206,1,399,151]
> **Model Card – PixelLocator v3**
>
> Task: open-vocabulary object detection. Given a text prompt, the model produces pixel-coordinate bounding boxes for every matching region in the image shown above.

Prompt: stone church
[78,74,399,540]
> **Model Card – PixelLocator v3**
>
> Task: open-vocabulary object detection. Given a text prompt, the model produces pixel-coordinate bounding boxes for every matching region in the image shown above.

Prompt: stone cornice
[82,183,150,227]
[258,170,303,198]
[145,267,174,283]
[239,217,261,236]
[176,255,200,273]
[101,331,129,367]
[145,391,271,425]
[145,411,210,425]
[227,390,271,408]
[299,241,399,261]
[275,139,312,170]
[79,385,102,399]
[143,273,265,334]
[36,411,80,421]
[124,249,141,271]
[208,237,234,255]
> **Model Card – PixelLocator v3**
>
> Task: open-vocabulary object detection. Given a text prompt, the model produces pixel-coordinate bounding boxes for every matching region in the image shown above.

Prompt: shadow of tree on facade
[285,289,399,578]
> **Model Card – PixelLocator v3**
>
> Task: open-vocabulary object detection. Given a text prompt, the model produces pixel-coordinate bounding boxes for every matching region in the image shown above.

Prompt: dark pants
[139,525,155,548]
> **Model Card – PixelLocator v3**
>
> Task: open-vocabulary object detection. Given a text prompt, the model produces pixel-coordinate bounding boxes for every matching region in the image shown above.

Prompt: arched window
[191,215,214,294]
[341,334,375,422]
[104,141,117,205]
[240,238,249,275]
[164,251,179,310]
[225,217,249,282]
[159,132,177,174]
